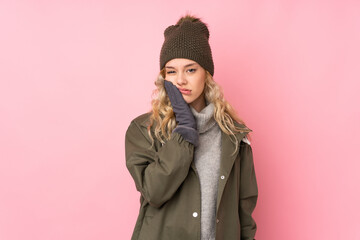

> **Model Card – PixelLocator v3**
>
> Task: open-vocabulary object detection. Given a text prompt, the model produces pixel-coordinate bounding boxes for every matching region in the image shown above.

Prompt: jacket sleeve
[239,140,258,240]
[125,120,194,208]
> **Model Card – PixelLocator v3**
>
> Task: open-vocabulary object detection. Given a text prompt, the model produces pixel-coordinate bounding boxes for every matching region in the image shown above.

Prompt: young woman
[125,14,258,240]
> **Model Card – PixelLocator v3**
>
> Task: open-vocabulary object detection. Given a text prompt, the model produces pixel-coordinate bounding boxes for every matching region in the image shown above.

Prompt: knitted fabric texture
[160,19,214,76]
[190,101,221,240]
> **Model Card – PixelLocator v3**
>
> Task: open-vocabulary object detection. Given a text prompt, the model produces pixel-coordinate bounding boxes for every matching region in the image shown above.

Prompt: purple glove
[164,80,199,146]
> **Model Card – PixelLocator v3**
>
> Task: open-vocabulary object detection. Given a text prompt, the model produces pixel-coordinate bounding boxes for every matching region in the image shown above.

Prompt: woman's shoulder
[233,120,252,146]
[129,111,152,134]
[127,111,153,131]
[125,111,153,140]
[130,111,152,126]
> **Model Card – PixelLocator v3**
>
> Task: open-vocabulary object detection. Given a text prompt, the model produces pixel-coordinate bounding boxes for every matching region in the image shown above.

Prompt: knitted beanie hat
[159,15,214,76]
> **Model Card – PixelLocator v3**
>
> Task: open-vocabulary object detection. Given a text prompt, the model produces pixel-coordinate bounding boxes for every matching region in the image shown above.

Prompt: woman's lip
[179,89,191,95]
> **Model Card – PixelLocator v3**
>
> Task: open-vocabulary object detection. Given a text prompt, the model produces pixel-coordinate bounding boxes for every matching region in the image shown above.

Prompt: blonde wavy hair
[146,68,252,155]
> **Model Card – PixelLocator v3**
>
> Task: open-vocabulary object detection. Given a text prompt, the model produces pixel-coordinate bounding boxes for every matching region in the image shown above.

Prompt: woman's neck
[190,92,206,112]
[190,102,216,133]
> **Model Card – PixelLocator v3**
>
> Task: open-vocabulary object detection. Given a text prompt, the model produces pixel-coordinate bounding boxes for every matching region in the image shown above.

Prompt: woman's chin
[182,96,193,104]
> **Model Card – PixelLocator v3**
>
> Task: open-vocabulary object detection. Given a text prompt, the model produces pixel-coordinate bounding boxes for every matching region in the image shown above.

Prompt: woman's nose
[176,72,187,85]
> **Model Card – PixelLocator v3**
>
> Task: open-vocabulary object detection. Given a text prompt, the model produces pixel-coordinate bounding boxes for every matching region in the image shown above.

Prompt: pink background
[1,1,359,239]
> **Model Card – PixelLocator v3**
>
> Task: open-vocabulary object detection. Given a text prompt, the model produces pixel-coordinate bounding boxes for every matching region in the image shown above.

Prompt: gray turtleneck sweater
[190,102,221,240]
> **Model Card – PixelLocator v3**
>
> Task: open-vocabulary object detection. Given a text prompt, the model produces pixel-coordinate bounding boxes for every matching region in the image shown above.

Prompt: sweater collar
[190,101,217,133]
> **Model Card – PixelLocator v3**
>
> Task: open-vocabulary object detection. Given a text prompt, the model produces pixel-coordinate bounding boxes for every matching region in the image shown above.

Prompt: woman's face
[164,58,206,109]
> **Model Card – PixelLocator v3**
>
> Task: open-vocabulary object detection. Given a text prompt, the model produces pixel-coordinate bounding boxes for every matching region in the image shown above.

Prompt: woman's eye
[188,68,196,73]
[166,71,175,74]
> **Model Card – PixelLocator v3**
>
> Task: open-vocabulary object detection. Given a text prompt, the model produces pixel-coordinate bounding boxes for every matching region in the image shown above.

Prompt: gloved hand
[164,80,199,147]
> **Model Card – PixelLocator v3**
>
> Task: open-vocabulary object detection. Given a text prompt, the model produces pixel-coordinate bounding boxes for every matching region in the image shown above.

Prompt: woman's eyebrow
[165,63,197,69]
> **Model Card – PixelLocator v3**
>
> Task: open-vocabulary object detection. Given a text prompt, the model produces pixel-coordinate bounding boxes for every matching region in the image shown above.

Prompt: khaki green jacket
[125,112,258,240]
